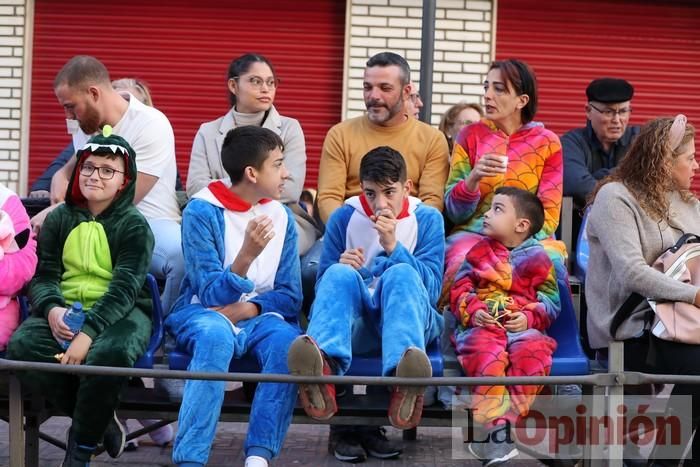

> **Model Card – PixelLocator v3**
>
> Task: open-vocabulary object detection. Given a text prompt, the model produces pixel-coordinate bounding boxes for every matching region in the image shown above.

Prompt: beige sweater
[317,115,449,223]
[586,182,700,349]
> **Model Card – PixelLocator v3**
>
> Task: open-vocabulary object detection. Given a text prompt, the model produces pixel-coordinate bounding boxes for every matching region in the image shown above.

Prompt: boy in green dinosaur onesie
[8,129,154,466]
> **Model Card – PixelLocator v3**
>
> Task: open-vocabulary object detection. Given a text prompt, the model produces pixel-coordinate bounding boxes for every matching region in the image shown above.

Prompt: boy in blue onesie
[166,126,302,467]
[288,146,445,431]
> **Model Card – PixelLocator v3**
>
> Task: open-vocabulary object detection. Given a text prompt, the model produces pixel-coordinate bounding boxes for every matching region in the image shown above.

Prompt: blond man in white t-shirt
[33,55,184,315]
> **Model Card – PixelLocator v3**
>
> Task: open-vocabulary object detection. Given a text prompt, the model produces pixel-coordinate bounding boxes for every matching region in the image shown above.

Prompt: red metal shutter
[29,0,345,192]
[496,0,700,190]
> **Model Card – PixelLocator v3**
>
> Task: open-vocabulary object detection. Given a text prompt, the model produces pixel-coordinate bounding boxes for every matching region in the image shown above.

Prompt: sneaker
[356,426,403,460]
[388,347,431,429]
[467,440,485,460]
[244,455,269,467]
[480,436,518,466]
[287,335,337,420]
[124,438,139,452]
[328,428,367,463]
[101,412,126,458]
[117,418,138,451]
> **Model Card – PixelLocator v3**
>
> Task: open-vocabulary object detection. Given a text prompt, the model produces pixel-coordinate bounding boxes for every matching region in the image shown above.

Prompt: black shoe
[62,430,95,467]
[101,412,126,458]
[328,429,367,463]
[356,426,403,460]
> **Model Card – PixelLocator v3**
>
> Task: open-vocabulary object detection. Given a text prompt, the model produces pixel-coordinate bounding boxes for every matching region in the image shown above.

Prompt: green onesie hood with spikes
[29,131,154,339]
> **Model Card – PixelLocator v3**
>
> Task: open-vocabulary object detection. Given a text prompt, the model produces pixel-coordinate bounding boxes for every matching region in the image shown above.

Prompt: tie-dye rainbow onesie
[442,119,566,304]
[450,236,560,427]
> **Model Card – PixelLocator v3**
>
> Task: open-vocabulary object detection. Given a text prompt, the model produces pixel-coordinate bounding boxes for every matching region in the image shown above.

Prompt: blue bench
[134,274,165,369]
[549,278,589,376]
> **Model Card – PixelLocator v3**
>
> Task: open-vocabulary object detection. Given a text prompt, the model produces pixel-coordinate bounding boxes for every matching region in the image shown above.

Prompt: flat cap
[586,78,634,103]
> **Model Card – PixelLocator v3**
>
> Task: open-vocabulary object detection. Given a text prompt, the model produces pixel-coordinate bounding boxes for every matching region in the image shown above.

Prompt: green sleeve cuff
[80,322,98,340]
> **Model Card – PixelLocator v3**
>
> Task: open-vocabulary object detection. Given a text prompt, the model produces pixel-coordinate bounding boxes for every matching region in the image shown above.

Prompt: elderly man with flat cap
[562,77,640,207]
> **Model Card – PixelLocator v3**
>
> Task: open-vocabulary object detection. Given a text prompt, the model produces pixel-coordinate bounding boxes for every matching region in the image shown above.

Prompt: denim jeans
[147,218,185,316]
[300,237,324,315]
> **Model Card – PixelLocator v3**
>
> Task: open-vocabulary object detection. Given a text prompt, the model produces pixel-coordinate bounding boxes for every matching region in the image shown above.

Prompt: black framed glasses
[79,163,124,180]
[589,103,631,119]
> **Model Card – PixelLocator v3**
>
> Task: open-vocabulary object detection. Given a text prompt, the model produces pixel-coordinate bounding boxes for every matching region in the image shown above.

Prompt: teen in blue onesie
[166,126,302,467]
[289,146,444,432]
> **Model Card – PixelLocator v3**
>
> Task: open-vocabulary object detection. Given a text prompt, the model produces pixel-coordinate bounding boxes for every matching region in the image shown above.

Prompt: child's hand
[372,209,397,254]
[473,309,497,327]
[240,215,274,261]
[339,248,365,270]
[48,306,74,342]
[504,311,527,332]
[61,332,92,365]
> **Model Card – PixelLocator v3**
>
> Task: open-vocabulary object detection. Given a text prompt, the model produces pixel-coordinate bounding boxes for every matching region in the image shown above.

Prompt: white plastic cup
[486,153,508,173]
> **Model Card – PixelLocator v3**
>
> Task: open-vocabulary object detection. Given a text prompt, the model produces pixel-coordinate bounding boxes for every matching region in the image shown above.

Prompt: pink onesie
[0,185,37,350]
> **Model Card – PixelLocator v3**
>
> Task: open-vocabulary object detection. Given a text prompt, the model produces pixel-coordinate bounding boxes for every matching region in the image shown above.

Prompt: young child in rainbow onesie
[0,182,37,350]
[288,146,444,436]
[8,130,155,466]
[449,186,560,466]
[166,126,301,467]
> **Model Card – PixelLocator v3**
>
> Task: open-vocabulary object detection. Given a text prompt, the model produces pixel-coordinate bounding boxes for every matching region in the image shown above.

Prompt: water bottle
[60,302,85,350]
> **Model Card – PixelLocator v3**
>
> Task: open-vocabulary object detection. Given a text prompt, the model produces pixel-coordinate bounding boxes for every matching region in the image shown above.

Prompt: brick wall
[0,0,28,194]
[345,0,495,125]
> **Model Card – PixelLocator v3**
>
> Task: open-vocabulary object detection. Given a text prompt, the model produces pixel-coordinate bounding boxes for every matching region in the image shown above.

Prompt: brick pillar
[0,0,29,195]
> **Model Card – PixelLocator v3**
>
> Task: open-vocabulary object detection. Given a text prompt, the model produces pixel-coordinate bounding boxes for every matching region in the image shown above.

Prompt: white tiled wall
[0,0,27,194]
[345,0,495,125]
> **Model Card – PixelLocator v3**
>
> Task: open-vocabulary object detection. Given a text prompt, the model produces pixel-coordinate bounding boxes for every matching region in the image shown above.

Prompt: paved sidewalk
[0,416,548,466]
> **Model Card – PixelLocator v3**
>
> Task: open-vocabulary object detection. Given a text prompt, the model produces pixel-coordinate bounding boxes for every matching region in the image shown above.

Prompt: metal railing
[3,341,700,467]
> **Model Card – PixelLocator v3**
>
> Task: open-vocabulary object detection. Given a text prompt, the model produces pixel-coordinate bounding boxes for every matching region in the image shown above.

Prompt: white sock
[244,455,269,467]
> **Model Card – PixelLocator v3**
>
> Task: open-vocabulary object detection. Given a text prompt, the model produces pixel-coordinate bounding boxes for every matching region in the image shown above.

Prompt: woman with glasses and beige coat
[186,53,317,255]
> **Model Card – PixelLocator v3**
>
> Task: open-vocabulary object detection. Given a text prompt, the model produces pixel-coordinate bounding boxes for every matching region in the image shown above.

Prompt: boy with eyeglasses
[8,131,155,466]
[562,77,640,208]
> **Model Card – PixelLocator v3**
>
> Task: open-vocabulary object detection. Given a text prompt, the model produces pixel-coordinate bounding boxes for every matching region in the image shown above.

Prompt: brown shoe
[388,346,431,430]
[288,335,338,420]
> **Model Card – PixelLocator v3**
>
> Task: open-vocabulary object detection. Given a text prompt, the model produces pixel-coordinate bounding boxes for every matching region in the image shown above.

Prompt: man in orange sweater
[307,52,449,463]
[317,52,449,223]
